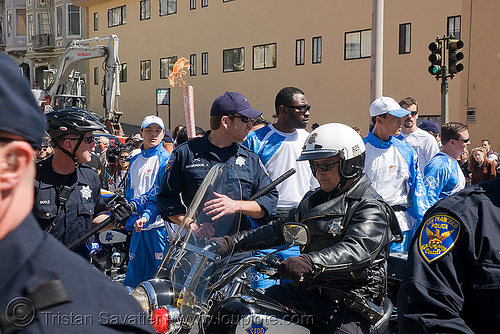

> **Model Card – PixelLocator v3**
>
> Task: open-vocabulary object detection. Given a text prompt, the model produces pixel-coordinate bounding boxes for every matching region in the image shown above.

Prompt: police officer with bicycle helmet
[33,108,130,256]
[215,123,401,333]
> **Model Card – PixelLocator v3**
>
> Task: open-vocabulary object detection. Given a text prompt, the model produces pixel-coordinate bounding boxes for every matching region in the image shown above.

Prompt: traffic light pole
[428,35,463,126]
[441,65,449,124]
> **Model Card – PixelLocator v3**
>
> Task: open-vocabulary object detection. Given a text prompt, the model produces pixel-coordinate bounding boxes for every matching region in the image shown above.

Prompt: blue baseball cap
[0,53,46,146]
[419,120,440,133]
[369,96,410,118]
[210,92,262,118]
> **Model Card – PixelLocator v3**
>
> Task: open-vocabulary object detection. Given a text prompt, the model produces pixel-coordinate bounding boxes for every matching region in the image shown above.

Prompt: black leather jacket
[233,174,401,301]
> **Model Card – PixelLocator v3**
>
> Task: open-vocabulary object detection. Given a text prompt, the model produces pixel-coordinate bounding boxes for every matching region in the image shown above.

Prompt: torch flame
[168,57,191,87]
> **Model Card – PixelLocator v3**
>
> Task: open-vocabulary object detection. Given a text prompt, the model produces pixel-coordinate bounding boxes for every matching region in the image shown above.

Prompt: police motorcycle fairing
[131,163,316,334]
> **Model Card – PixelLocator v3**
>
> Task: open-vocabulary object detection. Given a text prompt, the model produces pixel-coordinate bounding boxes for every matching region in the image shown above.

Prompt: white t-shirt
[399,128,440,175]
[244,125,318,208]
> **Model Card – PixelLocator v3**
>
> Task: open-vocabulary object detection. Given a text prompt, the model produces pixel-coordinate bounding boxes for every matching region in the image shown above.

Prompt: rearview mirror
[282,222,309,246]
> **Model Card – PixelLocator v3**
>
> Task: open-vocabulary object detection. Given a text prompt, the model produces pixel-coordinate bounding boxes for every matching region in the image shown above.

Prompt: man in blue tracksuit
[363,97,429,252]
[123,116,171,288]
[423,122,469,207]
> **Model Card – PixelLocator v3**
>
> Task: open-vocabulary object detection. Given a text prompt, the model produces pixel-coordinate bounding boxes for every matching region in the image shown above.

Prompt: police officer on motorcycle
[215,123,401,333]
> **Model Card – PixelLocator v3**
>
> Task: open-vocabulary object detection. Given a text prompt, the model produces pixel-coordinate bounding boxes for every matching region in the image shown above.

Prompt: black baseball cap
[0,53,46,146]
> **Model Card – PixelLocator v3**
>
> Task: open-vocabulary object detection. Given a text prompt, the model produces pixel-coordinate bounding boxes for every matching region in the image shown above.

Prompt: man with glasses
[363,97,429,252]
[214,124,401,332]
[398,97,440,175]
[35,139,52,162]
[0,43,154,334]
[33,108,111,257]
[243,86,318,289]
[96,136,110,189]
[158,91,278,238]
[423,122,469,207]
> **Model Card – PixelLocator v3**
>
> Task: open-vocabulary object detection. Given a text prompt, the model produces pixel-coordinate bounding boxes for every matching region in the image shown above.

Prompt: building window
[108,5,126,27]
[56,6,63,37]
[93,12,98,31]
[140,0,151,20]
[223,47,244,73]
[7,10,12,37]
[94,67,99,85]
[296,39,305,65]
[202,52,208,75]
[160,56,178,79]
[36,12,51,35]
[140,60,151,80]
[16,9,27,36]
[160,0,177,16]
[27,14,33,41]
[67,5,81,36]
[253,43,276,70]
[190,54,197,76]
[399,23,411,54]
[201,0,208,7]
[312,36,322,64]
[448,15,461,39]
[119,63,127,82]
[190,0,196,10]
[345,29,371,60]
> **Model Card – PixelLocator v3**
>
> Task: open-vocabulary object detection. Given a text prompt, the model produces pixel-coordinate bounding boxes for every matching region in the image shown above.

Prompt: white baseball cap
[369,97,410,118]
[141,115,165,130]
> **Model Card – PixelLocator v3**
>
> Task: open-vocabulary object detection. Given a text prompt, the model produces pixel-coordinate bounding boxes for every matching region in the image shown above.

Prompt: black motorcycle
[131,163,394,333]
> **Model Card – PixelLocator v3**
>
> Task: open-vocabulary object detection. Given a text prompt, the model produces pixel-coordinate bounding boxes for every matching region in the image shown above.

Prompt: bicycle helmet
[45,108,105,166]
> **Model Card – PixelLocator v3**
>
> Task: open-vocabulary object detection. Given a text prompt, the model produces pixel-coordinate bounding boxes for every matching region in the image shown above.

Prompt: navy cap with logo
[210,92,262,118]
[0,53,46,146]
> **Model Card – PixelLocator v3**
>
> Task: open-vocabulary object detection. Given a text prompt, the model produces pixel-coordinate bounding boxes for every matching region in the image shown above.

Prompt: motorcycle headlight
[132,285,152,314]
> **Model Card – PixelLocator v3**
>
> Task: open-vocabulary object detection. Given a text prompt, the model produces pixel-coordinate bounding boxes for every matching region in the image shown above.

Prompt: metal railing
[32,34,55,50]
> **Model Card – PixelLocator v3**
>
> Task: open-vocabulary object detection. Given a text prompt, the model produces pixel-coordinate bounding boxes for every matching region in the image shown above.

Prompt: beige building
[72,0,496,150]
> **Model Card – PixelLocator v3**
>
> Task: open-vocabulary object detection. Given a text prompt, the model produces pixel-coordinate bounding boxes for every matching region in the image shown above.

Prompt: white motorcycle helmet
[297,123,366,179]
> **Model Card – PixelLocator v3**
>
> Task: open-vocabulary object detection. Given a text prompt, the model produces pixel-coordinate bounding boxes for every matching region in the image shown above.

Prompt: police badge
[328,220,343,236]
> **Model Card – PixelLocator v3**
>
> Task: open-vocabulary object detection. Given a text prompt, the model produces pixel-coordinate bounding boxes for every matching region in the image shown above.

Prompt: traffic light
[448,39,464,74]
[428,41,442,76]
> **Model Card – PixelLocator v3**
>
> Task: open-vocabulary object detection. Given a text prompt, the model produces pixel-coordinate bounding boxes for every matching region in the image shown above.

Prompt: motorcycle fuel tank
[204,295,310,334]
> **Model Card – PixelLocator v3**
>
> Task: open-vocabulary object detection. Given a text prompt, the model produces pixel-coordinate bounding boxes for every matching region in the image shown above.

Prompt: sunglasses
[285,105,312,114]
[310,160,340,174]
[63,135,96,144]
[453,137,470,143]
[37,147,47,152]
[410,111,418,116]
[229,115,252,123]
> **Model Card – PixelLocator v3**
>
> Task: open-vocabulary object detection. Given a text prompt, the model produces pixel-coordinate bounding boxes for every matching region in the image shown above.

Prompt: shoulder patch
[259,159,269,177]
[165,155,175,171]
[419,214,461,263]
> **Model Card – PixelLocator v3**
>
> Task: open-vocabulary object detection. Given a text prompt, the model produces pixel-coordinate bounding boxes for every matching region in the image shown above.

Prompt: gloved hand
[109,196,135,227]
[191,222,216,239]
[278,254,314,285]
[210,236,235,257]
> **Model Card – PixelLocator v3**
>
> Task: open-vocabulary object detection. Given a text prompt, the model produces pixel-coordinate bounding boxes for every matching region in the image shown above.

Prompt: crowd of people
[1,46,500,333]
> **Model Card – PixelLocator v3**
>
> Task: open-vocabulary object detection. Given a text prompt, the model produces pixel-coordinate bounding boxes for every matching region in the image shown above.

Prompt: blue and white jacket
[423,151,465,207]
[124,144,171,231]
[363,130,429,231]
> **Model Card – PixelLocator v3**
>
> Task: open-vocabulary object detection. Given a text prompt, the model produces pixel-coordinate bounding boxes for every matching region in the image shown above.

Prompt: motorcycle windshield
[156,163,242,327]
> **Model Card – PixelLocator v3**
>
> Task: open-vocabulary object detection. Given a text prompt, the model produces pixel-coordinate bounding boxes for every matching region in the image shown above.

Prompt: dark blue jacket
[398,178,500,333]
[0,214,154,333]
[158,131,278,232]
[33,157,107,248]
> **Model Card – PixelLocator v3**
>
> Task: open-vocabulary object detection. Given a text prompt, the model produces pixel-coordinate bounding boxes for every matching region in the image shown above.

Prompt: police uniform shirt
[33,157,107,247]
[398,178,500,333]
[0,214,154,333]
[158,131,278,232]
